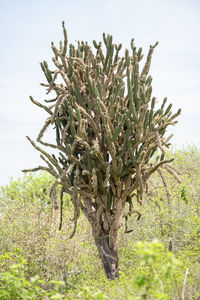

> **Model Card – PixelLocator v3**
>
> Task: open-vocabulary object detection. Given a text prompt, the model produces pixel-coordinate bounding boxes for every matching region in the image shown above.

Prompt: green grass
[0,146,200,299]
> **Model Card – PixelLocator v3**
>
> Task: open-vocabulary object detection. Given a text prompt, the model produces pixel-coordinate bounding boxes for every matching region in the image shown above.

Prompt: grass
[0,145,200,299]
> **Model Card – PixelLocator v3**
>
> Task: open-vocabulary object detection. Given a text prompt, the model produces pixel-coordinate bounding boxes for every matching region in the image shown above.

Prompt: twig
[153,268,164,294]
[180,268,189,300]
[29,96,53,115]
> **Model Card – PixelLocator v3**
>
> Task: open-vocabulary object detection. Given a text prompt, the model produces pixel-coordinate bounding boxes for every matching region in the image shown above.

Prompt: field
[0,146,200,299]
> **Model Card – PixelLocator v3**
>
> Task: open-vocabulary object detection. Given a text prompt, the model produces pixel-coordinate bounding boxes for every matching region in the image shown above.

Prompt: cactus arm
[140,42,158,78]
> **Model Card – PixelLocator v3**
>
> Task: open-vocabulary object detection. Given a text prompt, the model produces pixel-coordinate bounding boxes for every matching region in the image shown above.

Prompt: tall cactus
[23,22,181,279]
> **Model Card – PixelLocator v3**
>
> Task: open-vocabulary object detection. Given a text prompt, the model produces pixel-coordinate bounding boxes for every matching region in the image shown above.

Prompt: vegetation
[1,146,200,299]
[23,23,181,279]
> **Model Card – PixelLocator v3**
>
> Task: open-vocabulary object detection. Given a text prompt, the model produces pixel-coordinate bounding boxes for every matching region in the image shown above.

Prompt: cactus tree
[23,22,181,280]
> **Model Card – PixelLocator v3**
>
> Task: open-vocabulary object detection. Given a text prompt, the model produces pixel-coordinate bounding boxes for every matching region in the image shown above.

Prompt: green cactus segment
[128,71,139,122]
[116,58,124,74]
[143,110,149,133]
[119,128,130,158]
[132,107,138,123]
[136,144,145,160]
[149,108,154,127]
[95,99,102,116]
[55,118,62,146]
[68,106,76,138]
[164,103,172,115]
[59,152,68,167]
[67,144,72,156]
[103,36,114,73]
[112,114,126,142]
[151,97,156,110]
[107,47,114,73]
[165,134,174,143]
[103,33,107,47]
[67,60,73,77]
[97,82,103,99]
[137,47,142,60]
[40,61,53,83]
[127,69,133,102]
[43,61,48,69]
[84,45,89,62]
[134,75,139,111]
[114,43,122,63]
[130,38,135,51]
[75,108,81,127]
[86,67,95,97]
[161,97,167,110]
[153,108,162,118]
[69,44,73,57]
[55,118,62,129]
[72,77,83,105]
[92,80,98,98]
[56,127,60,145]
[40,62,45,73]
[146,75,152,86]
[129,147,136,163]
[88,99,93,114]
[160,153,165,161]
[93,40,98,49]
[135,62,139,74]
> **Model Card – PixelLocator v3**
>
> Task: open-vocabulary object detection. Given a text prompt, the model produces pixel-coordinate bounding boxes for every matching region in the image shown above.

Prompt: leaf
[180,186,188,204]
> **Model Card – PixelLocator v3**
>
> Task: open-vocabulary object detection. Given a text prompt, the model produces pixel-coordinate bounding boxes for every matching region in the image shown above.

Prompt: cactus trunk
[94,225,119,280]
[82,196,124,279]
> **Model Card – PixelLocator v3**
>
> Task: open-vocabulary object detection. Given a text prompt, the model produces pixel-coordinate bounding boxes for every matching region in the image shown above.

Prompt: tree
[23,22,181,280]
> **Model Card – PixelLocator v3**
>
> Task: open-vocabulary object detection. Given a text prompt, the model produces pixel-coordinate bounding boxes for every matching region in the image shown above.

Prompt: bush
[0,252,65,299]
[0,146,200,298]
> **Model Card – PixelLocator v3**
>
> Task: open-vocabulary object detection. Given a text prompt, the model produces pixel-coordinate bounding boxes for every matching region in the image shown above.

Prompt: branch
[29,96,53,115]
[22,166,51,173]
[140,42,158,77]
[144,159,174,180]
[161,165,182,183]
[180,268,189,300]
[26,136,63,173]
[37,118,51,141]
[74,102,101,142]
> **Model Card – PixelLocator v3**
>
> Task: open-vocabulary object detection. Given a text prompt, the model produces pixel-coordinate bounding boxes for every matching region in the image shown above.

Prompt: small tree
[23,22,181,280]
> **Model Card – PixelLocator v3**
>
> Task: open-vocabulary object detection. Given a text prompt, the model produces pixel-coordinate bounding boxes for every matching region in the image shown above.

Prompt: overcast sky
[0,0,200,186]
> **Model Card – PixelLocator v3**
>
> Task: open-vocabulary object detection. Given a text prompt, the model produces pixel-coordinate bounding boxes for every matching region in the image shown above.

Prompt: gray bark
[94,228,119,280]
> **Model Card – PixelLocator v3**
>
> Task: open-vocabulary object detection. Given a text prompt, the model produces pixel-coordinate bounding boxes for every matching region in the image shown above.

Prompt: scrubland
[0,146,199,299]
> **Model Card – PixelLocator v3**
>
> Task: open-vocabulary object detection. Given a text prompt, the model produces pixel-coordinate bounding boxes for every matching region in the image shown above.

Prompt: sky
[0,0,200,186]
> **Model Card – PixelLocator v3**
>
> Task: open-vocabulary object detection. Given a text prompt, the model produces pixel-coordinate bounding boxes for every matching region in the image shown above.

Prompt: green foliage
[180,186,188,204]
[0,146,200,298]
[77,286,107,300]
[0,253,65,299]
[134,239,180,299]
